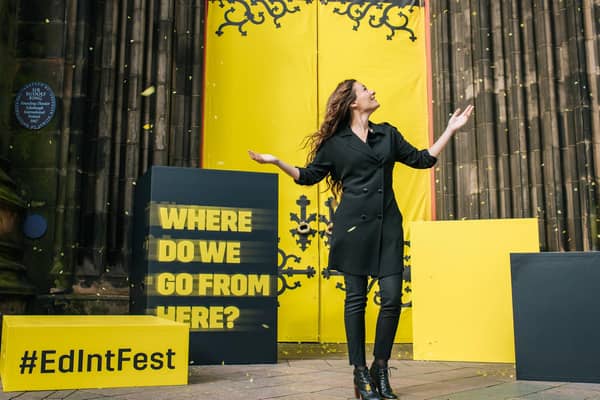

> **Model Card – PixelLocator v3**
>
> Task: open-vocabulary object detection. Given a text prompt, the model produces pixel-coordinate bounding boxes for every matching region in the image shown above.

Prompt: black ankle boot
[353,367,380,400]
[369,364,398,399]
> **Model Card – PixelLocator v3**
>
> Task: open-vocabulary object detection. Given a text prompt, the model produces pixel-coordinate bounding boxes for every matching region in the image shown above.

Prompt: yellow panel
[203,2,319,341]
[411,219,540,362]
[317,3,430,344]
[0,316,188,391]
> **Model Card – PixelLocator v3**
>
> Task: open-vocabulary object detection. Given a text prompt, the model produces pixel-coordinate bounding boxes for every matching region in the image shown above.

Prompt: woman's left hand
[446,105,474,133]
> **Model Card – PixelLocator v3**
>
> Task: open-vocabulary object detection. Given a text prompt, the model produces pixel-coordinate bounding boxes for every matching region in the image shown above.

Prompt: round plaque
[14,82,57,130]
[23,214,48,239]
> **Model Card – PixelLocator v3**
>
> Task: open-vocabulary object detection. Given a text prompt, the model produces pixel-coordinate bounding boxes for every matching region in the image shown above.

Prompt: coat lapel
[338,126,381,162]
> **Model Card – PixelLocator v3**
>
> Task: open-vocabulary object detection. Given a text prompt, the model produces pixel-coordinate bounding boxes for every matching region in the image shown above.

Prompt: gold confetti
[141,86,156,96]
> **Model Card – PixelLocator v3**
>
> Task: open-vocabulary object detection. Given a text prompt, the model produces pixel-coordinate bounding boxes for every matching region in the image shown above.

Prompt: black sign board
[14,82,57,130]
[511,252,600,383]
[131,166,278,364]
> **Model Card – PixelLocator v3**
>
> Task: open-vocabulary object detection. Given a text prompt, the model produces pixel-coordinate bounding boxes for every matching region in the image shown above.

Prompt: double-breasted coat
[295,121,437,277]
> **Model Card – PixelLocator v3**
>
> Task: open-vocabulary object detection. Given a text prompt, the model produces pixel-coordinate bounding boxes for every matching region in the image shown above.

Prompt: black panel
[511,252,600,383]
[131,166,278,364]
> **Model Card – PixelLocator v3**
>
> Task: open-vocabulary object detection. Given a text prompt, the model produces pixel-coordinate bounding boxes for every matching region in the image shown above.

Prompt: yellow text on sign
[158,239,241,263]
[159,206,252,232]
[0,316,189,392]
[156,305,241,330]
[155,272,271,296]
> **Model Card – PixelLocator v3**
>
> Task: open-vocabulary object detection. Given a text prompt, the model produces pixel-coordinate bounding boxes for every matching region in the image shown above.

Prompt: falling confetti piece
[143,123,153,130]
[141,86,156,96]
[44,18,50,23]
[261,324,269,329]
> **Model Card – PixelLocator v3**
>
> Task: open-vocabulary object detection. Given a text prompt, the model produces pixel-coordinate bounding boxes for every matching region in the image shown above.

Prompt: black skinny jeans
[344,273,403,366]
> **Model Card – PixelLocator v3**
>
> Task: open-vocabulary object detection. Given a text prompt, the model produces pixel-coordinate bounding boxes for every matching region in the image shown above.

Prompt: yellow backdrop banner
[204,1,431,343]
[317,2,430,344]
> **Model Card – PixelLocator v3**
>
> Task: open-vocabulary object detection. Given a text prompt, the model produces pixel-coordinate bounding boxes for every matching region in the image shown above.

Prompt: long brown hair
[302,79,356,198]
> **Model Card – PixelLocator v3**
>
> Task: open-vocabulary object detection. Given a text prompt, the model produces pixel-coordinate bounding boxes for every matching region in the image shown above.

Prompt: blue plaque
[14,82,57,130]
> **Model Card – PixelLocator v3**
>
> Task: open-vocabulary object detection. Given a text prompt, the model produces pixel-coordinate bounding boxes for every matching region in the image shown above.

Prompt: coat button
[377,214,383,219]
[361,214,367,220]
[377,188,383,194]
[362,187,369,193]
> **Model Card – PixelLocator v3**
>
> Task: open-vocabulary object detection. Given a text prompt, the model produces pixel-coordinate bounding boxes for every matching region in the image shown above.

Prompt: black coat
[296,121,437,277]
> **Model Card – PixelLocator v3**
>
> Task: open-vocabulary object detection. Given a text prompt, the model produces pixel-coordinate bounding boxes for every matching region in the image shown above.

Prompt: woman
[249,79,473,400]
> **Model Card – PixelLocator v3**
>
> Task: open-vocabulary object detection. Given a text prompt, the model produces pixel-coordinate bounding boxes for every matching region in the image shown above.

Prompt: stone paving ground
[2,344,600,400]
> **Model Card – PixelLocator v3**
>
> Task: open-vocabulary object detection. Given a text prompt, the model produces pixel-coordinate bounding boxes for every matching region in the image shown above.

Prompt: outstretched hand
[446,105,474,133]
[248,150,278,165]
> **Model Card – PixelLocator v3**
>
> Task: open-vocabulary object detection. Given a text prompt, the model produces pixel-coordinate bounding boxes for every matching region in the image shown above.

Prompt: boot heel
[354,367,381,400]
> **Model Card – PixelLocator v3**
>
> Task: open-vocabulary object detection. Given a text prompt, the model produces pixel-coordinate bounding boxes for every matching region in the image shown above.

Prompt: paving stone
[46,390,82,399]
[51,392,108,400]
[563,382,600,392]
[400,375,508,398]
[519,386,600,400]
[428,381,566,399]
[3,390,57,399]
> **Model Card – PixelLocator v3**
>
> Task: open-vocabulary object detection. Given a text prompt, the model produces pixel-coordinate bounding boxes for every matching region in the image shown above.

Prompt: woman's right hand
[248,150,278,165]
[248,150,300,180]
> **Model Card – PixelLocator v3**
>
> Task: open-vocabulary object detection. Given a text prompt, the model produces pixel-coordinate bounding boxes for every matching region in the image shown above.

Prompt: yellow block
[0,316,188,391]
[411,219,539,362]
